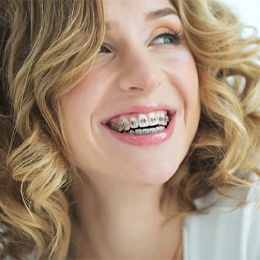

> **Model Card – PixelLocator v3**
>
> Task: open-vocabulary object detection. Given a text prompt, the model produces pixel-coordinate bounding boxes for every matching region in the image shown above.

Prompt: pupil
[164,37,172,44]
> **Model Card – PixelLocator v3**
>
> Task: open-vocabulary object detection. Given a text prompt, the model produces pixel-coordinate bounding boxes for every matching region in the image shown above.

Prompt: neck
[71,173,183,259]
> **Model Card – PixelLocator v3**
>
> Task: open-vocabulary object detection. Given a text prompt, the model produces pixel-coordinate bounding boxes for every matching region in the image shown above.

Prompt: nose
[116,47,163,94]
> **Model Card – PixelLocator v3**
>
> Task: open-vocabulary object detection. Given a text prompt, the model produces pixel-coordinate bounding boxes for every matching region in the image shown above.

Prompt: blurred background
[224,0,260,35]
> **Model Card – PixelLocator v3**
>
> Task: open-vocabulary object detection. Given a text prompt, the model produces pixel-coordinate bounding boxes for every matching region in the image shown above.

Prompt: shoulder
[183,174,260,260]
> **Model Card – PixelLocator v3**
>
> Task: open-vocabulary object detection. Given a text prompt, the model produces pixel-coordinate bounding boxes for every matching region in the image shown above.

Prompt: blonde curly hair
[0,0,259,258]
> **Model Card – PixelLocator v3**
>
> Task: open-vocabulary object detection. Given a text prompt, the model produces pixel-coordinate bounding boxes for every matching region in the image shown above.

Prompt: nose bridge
[117,45,162,92]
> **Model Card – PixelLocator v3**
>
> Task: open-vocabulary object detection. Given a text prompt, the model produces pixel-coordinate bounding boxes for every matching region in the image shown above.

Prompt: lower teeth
[124,126,166,135]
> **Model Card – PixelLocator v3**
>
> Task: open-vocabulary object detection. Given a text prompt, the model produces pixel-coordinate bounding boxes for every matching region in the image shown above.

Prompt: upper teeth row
[109,114,169,132]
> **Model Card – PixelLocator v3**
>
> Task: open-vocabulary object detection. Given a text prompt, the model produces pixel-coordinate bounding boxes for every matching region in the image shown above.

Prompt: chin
[130,161,179,187]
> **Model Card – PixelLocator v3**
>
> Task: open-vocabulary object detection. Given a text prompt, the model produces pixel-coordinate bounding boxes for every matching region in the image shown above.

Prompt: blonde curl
[0,0,104,258]
[0,0,259,258]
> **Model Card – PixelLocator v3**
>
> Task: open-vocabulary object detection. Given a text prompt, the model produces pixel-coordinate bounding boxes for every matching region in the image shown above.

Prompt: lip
[101,104,176,146]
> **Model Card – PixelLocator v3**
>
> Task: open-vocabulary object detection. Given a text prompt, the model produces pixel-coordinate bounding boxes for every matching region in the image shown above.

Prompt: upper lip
[101,103,176,125]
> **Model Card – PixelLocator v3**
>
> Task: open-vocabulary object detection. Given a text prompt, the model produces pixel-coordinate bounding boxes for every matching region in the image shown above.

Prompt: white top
[2,178,259,260]
[183,177,260,260]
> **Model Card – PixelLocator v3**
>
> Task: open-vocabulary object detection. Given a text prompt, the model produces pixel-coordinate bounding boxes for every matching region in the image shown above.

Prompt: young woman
[0,0,259,259]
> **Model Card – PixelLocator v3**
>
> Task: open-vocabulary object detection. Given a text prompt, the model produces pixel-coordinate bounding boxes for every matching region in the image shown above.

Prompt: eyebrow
[145,7,178,21]
[105,7,178,31]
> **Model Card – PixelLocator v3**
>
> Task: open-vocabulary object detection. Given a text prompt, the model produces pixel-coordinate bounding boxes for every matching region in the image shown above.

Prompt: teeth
[138,114,149,128]
[156,126,164,132]
[142,129,150,135]
[108,110,170,133]
[127,126,165,135]
[157,111,165,126]
[148,112,158,126]
[130,117,138,129]
[157,111,169,126]
[129,130,135,135]
[116,124,123,132]
[121,117,130,131]
[150,128,156,134]
[135,129,142,135]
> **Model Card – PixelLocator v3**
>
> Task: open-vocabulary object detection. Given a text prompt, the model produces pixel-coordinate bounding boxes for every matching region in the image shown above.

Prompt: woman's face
[60,0,200,186]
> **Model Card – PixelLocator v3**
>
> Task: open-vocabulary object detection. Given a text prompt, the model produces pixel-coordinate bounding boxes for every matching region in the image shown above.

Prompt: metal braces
[111,116,169,131]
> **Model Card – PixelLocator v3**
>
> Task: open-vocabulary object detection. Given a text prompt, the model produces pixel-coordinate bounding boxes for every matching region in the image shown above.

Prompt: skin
[60,0,200,258]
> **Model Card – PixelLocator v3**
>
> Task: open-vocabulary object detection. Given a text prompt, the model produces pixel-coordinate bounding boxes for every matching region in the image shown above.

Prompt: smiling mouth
[107,110,170,135]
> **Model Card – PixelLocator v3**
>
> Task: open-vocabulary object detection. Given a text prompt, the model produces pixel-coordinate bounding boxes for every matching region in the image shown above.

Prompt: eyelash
[150,31,182,46]
[98,31,182,54]
[98,43,110,54]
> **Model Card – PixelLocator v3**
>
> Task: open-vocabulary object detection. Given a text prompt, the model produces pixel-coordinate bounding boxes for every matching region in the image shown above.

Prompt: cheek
[59,70,109,131]
[163,50,200,145]
[59,80,97,158]
[164,49,199,106]
[182,55,199,105]
[70,73,104,106]
[177,55,200,130]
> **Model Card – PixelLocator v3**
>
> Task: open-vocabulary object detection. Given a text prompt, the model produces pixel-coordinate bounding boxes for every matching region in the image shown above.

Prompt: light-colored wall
[223,0,260,35]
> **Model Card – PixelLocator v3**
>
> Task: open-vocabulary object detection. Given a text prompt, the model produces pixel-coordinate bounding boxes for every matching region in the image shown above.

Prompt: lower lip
[103,113,176,146]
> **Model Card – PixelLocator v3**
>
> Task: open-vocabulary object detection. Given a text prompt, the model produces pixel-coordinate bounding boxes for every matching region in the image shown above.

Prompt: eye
[149,32,181,46]
[98,43,111,54]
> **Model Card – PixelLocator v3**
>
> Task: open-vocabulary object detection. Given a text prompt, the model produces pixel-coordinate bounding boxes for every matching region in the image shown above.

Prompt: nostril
[128,86,145,91]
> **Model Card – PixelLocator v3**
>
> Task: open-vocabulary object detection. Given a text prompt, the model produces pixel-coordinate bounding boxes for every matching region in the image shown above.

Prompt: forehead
[102,0,178,30]
[102,0,177,20]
